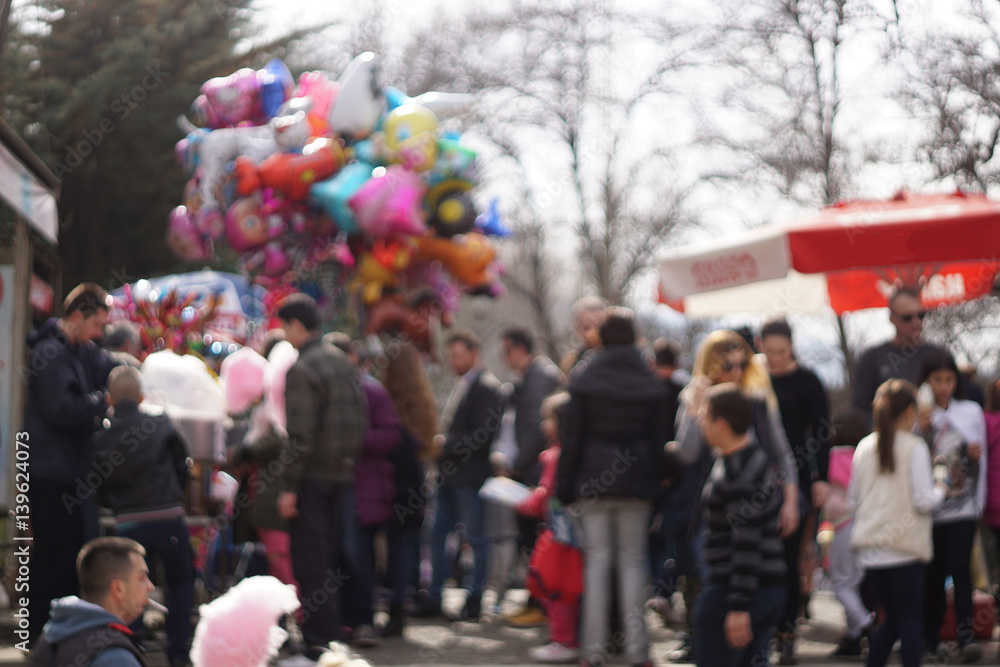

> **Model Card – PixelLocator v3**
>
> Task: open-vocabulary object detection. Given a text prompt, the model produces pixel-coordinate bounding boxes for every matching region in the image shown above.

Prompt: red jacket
[516,441,561,519]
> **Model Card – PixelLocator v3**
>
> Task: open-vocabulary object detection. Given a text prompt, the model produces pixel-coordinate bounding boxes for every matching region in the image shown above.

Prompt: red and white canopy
[657,190,1000,316]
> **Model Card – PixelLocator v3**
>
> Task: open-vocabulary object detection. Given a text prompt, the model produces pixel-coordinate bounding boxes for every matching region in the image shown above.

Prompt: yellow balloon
[382,104,439,151]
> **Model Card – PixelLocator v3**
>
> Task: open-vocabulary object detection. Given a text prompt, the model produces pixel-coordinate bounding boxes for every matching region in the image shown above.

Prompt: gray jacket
[282,337,367,489]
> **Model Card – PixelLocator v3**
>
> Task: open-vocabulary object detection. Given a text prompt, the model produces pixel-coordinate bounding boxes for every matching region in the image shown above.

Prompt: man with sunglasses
[851,287,943,422]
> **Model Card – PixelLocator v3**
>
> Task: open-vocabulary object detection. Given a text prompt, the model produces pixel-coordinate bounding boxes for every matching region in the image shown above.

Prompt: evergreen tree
[1,0,304,289]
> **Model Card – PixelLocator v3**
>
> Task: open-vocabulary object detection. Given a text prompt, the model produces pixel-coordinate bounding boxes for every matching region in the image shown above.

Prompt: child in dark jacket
[694,384,786,667]
[515,391,580,664]
[93,366,193,667]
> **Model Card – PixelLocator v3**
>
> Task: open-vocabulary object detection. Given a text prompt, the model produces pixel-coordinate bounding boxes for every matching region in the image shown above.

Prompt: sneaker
[409,592,443,617]
[960,642,982,664]
[667,639,695,664]
[349,623,378,648]
[504,605,548,628]
[776,632,797,665]
[529,642,579,663]
[647,596,684,627]
[831,635,863,657]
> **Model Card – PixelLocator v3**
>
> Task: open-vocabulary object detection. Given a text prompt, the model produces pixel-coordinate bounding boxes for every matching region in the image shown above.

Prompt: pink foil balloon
[348,165,428,237]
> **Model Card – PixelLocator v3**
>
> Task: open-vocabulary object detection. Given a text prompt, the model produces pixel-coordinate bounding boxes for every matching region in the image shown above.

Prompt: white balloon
[408,91,475,119]
[328,52,384,137]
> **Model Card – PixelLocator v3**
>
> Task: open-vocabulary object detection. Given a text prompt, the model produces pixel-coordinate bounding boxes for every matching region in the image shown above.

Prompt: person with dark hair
[851,287,945,421]
[92,367,193,667]
[556,306,668,667]
[32,537,153,666]
[646,337,689,627]
[693,384,787,667]
[275,293,367,656]
[102,320,142,368]
[915,349,987,662]
[850,379,944,667]
[336,339,403,647]
[498,327,564,626]
[413,328,502,621]
[757,318,830,663]
[23,282,121,641]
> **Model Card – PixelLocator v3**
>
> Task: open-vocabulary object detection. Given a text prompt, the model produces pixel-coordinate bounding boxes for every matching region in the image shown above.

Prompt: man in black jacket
[556,308,668,667]
[23,283,120,641]
[417,330,502,621]
[92,366,193,667]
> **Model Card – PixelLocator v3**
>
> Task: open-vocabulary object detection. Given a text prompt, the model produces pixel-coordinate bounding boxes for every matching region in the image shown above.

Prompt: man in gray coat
[276,294,367,656]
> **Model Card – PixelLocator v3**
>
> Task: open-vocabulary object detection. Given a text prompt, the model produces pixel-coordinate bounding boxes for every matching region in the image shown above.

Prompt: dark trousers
[119,517,194,661]
[340,488,377,628]
[28,479,99,641]
[288,480,346,647]
[866,562,926,667]
[694,584,784,667]
[924,519,977,649]
[779,513,806,632]
[341,490,420,626]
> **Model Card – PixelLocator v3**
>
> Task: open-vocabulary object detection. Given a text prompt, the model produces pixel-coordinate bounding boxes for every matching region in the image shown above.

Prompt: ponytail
[872,379,917,474]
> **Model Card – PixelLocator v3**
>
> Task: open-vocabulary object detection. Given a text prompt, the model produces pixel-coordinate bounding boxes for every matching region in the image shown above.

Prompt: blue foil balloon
[259,59,293,119]
[310,162,375,234]
[475,199,511,237]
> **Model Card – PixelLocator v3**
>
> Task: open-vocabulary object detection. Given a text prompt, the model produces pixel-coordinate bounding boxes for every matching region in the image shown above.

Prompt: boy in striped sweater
[694,384,787,667]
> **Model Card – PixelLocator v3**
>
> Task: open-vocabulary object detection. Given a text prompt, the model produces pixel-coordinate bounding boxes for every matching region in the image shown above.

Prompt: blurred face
[889,293,925,345]
[502,339,531,373]
[448,341,477,376]
[761,334,794,374]
[577,309,604,349]
[279,319,310,349]
[118,553,153,624]
[927,368,957,408]
[67,309,109,344]
[711,349,748,386]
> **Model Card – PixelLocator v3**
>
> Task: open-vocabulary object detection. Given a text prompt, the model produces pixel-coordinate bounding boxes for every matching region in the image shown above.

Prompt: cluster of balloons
[168,53,509,347]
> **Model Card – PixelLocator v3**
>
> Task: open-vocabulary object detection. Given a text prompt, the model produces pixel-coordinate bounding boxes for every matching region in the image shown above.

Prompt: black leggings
[867,562,926,667]
[923,520,978,648]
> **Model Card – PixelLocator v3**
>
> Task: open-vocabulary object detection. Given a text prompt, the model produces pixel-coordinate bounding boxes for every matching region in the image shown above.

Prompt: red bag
[527,529,584,605]
[940,589,996,640]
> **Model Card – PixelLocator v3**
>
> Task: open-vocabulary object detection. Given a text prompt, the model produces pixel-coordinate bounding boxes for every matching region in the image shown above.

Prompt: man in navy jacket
[23,283,120,641]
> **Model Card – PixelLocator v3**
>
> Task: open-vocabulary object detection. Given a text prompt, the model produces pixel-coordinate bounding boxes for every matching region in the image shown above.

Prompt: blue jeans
[428,484,487,600]
[694,584,785,667]
[119,517,194,662]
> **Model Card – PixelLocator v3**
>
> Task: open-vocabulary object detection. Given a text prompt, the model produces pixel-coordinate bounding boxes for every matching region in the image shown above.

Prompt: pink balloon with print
[348,165,428,237]
[167,206,211,260]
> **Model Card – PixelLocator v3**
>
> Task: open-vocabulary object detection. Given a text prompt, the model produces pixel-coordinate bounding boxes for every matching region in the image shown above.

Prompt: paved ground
[2,587,998,665]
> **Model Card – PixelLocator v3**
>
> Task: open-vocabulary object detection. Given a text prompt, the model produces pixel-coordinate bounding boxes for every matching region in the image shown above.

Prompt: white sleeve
[910,440,944,514]
[675,402,703,465]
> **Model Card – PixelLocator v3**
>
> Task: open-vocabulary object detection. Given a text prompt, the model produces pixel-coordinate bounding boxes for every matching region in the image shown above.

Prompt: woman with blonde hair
[672,329,799,666]
[375,341,440,637]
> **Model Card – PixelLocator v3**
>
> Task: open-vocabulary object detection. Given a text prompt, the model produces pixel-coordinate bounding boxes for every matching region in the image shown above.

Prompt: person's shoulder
[90,645,143,667]
[477,369,503,391]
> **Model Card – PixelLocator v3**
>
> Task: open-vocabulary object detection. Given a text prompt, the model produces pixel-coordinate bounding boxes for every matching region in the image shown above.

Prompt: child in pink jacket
[516,391,580,664]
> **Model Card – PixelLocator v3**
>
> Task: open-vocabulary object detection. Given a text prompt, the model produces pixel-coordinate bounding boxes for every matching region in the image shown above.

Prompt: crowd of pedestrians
[20,283,1000,667]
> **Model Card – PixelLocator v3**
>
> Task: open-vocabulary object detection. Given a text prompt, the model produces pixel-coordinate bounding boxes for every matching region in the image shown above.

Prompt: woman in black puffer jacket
[556,307,670,667]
